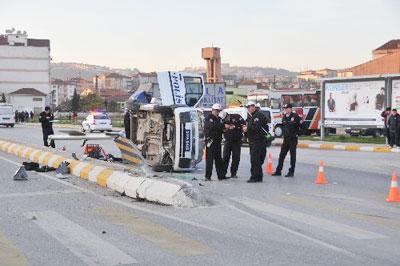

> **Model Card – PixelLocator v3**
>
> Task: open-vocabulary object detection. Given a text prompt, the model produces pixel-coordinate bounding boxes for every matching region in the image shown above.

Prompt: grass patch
[299,135,385,144]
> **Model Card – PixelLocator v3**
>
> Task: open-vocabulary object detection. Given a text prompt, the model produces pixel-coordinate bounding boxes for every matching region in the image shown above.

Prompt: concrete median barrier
[0,139,206,207]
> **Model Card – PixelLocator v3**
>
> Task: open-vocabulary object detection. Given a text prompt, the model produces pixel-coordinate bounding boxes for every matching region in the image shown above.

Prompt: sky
[0,0,399,72]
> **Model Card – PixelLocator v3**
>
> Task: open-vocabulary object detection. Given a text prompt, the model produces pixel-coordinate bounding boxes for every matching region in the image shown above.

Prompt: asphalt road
[0,124,399,265]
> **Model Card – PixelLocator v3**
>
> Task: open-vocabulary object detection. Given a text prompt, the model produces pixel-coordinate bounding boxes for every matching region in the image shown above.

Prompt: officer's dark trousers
[42,129,55,148]
[276,137,297,174]
[223,140,241,176]
[249,139,267,181]
[385,128,391,145]
[125,126,130,140]
[205,141,225,180]
[389,131,399,147]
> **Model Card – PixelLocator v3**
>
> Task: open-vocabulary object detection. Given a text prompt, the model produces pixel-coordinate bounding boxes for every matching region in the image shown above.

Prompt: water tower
[202,47,222,83]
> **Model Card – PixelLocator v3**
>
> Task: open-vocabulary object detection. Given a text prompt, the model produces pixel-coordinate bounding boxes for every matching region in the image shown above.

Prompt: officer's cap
[256,103,261,108]
[212,103,222,110]
[246,101,256,107]
[284,103,293,109]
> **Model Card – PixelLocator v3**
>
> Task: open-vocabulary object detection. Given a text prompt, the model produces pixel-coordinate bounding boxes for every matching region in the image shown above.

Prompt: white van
[0,104,15,127]
[127,71,205,172]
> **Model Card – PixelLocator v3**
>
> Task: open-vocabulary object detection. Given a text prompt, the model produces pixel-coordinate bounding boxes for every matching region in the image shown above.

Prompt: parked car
[82,112,113,132]
[0,104,15,128]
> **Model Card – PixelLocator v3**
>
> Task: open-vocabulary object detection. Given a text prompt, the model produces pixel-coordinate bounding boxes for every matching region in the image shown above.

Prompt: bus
[268,89,321,137]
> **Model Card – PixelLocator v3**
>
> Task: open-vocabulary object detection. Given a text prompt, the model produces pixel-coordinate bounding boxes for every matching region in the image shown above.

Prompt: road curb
[0,139,205,207]
[272,141,400,153]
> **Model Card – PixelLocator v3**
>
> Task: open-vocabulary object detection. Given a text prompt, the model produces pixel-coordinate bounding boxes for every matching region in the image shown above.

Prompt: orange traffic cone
[266,152,274,174]
[315,160,328,184]
[386,171,400,202]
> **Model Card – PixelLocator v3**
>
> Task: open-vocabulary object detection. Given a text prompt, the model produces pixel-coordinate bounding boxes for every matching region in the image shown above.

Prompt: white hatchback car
[82,113,113,132]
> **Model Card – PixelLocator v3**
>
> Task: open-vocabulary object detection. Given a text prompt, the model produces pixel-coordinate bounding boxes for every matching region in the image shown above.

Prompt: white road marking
[23,210,137,266]
[0,190,82,198]
[237,197,387,240]
[0,154,222,235]
[0,152,350,254]
[226,203,354,256]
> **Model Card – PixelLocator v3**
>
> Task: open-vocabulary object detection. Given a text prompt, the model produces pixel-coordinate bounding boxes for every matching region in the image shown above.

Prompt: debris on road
[56,161,70,175]
[13,166,28,181]
[22,161,39,171]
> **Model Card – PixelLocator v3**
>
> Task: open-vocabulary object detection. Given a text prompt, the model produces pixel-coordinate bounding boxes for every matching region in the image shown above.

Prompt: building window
[33,98,43,102]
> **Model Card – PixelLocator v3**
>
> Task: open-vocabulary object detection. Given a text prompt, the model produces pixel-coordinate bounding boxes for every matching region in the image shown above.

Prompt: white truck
[0,104,15,127]
[127,72,205,172]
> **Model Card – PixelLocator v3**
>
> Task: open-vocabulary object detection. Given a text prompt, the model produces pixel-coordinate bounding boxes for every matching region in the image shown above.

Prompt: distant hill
[184,64,297,78]
[51,62,296,81]
[50,62,140,80]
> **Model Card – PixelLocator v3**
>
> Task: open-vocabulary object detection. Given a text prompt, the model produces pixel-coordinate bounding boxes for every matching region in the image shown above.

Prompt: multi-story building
[0,29,51,112]
[238,80,258,94]
[297,69,337,81]
[51,79,77,106]
[337,40,400,77]
[372,39,400,59]
[69,77,93,94]
[94,73,130,91]
[222,75,237,86]
[138,72,158,85]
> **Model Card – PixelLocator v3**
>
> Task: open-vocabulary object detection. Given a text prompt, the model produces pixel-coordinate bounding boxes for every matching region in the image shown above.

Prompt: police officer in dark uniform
[272,104,301,177]
[124,108,131,139]
[39,106,55,148]
[388,108,400,148]
[204,104,229,181]
[222,111,246,178]
[243,101,268,183]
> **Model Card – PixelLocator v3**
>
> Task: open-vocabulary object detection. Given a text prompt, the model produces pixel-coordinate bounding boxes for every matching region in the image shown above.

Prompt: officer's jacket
[381,111,390,128]
[282,112,301,138]
[246,110,268,142]
[205,114,224,143]
[388,114,400,133]
[224,114,246,142]
[39,111,54,133]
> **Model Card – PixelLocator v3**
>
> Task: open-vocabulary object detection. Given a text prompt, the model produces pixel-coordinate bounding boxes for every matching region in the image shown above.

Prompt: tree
[71,89,80,112]
[107,101,119,112]
[80,93,104,111]
[0,93,6,103]
[58,99,72,112]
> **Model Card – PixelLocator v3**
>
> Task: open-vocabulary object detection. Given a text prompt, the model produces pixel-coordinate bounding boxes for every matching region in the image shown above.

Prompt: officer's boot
[285,167,294,178]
